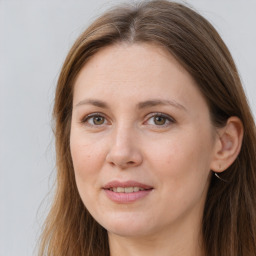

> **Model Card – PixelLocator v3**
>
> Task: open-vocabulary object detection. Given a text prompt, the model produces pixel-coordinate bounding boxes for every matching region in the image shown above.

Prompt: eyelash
[145,113,176,127]
[81,112,108,127]
[80,112,176,128]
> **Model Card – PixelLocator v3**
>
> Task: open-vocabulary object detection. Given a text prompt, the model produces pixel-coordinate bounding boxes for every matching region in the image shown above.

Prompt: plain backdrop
[0,0,255,255]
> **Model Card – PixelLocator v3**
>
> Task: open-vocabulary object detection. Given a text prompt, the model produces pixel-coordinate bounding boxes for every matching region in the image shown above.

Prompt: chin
[97,212,156,238]
[107,224,152,238]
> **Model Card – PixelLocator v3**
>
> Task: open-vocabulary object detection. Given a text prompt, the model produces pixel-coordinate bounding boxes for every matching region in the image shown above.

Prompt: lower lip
[104,189,153,203]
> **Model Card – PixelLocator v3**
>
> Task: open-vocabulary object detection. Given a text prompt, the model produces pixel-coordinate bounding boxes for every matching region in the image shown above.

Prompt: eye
[153,116,167,125]
[91,116,105,125]
[82,113,107,126]
[146,113,175,127]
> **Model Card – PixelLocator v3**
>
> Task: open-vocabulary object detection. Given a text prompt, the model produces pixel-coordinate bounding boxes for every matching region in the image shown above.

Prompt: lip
[103,180,153,190]
[102,180,153,203]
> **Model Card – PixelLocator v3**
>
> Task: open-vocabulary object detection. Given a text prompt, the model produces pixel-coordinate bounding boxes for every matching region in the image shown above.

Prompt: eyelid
[79,111,175,127]
[144,112,176,126]
[81,112,109,125]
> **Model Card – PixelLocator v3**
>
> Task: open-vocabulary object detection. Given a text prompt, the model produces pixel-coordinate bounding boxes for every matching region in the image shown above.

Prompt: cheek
[70,137,108,219]
[70,133,106,188]
[147,129,213,196]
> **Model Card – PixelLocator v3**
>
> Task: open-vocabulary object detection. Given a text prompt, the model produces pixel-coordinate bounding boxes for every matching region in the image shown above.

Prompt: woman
[39,1,256,255]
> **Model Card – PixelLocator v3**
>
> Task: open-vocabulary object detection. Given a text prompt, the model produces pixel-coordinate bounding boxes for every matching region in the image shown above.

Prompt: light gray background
[0,0,255,255]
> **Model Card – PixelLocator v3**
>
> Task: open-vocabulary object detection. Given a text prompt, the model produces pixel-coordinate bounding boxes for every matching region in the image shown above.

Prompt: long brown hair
[39,1,256,255]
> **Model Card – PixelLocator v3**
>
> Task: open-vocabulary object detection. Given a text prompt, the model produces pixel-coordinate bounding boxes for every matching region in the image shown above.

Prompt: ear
[210,116,244,173]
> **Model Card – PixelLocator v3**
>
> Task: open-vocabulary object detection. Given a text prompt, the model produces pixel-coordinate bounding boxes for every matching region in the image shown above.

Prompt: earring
[214,164,228,182]
[214,173,228,182]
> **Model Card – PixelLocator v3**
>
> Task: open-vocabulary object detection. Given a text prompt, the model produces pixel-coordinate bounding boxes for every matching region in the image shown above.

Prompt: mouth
[103,180,153,203]
[103,180,153,191]
[107,187,151,193]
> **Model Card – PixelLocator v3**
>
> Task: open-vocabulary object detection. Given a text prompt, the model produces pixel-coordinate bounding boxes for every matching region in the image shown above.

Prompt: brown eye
[92,116,105,125]
[82,114,107,126]
[153,116,167,125]
[145,113,175,127]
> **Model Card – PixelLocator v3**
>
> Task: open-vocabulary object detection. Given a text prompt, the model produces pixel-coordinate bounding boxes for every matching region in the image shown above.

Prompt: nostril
[106,147,143,168]
[109,160,137,169]
[109,162,115,167]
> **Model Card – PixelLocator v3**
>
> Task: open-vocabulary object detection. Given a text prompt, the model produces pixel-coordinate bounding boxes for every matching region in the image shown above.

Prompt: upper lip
[103,180,153,190]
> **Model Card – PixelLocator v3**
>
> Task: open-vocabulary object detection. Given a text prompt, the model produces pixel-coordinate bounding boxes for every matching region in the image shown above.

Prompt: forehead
[75,43,188,86]
[73,43,206,111]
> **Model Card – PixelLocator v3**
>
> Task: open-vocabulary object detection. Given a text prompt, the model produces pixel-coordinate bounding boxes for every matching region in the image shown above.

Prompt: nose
[106,127,143,169]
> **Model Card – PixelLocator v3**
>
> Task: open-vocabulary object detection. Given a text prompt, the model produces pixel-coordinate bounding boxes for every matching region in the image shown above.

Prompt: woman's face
[70,43,218,238]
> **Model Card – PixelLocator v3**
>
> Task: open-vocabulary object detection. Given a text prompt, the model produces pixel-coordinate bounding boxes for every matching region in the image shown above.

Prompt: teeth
[110,187,145,193]
[133,187,139,192]
[116,187,125,193]
[124,187,133,193]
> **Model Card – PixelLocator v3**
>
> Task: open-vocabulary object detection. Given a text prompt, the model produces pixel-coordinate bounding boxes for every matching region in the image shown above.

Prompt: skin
[70,43,239,256]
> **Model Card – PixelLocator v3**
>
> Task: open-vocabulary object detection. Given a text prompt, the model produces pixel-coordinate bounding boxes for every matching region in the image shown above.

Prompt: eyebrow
[75,99,108,108]
[137,99,187,111]
[75,98,187,111]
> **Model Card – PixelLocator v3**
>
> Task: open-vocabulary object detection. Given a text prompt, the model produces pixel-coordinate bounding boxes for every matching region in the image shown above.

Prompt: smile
[103,181,153,203]
[108,187,148,193]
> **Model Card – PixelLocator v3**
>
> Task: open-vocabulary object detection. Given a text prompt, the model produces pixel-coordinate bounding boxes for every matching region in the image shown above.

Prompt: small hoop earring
[214,164,228,182]
[214,173,228,182]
